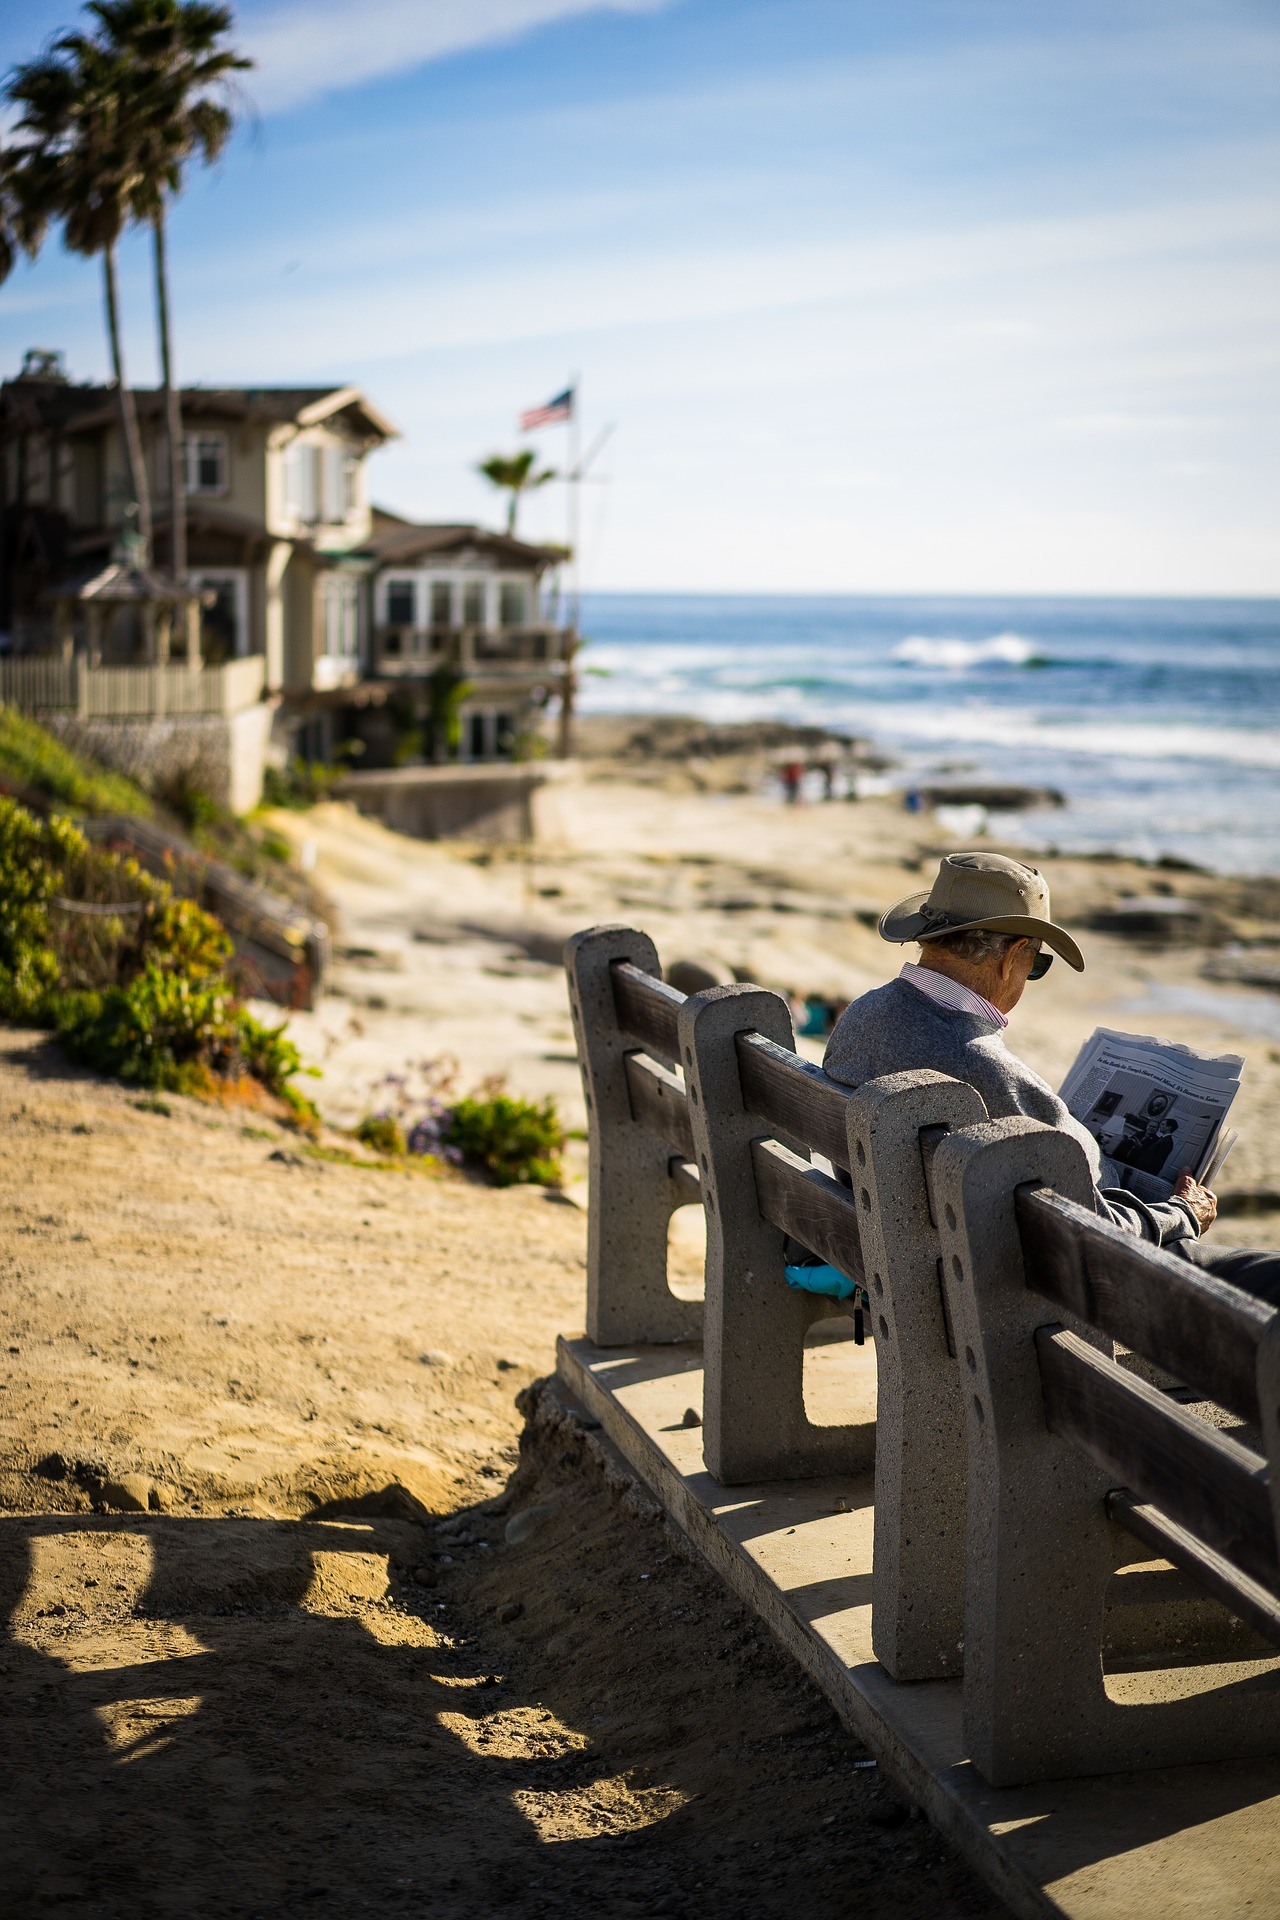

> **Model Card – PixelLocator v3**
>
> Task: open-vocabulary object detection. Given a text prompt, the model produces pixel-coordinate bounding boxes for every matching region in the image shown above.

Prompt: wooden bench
[565,923,989,1680]
[932,1117,1280,1784]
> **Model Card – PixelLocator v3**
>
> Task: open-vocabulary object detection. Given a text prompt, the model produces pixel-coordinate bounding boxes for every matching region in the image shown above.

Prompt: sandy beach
[0,1035,995,1918]
[272,727,1280,1232]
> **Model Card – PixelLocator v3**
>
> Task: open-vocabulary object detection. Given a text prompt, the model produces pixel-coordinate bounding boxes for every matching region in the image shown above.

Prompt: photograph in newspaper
[1059,1027,1244,1193]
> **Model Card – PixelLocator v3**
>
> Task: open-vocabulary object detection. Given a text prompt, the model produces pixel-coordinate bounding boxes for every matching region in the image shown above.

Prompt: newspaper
[1059,1027,1243,1202]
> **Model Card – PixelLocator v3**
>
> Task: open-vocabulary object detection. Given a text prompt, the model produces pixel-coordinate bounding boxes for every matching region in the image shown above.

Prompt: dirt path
[0,1038,1003,1918]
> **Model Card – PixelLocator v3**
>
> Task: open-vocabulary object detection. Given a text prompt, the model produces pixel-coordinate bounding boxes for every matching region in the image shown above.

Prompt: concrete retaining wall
[46,701,274,814]
[335,763,547,841]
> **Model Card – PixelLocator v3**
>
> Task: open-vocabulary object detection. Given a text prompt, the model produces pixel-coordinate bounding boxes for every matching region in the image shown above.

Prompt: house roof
[363,517,568,573]
[0,376,398,443]
[45,559,203,606]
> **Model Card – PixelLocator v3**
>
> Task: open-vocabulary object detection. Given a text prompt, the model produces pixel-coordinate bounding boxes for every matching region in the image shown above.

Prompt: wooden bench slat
[610,961,684,1061]
[610,961,855,1165]
[750,1138,865,1284]
[622,1051,697,1159]
[736,1031,852,1168]
[1018,1185,1268,1425]
[1035,1325,1279,1593]
[1107,1491,1280,1651]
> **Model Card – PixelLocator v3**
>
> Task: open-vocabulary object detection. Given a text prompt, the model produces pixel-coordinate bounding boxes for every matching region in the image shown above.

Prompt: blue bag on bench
[784,1262,857,1301]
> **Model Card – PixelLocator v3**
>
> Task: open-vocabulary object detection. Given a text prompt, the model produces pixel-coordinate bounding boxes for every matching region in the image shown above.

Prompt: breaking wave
[893,632,1041,669]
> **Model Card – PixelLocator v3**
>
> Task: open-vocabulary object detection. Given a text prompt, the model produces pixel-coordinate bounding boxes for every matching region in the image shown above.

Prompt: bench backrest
[565,923,987,1679]
[932,1117,1280,1784]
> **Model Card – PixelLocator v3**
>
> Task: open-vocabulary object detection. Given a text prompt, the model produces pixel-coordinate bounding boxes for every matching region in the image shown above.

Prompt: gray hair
[921,927,1021,964]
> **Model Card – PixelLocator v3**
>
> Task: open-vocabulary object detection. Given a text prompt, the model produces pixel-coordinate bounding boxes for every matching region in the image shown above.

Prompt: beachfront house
[0,350,396,692]
[361,514,568,763]
[0,350,398,807]
[0,350,571,799]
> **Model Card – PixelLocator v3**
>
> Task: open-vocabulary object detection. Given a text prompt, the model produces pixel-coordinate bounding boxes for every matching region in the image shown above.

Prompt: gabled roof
[0,376,398,443]
[363,517,568,573]
[45,559,201,606]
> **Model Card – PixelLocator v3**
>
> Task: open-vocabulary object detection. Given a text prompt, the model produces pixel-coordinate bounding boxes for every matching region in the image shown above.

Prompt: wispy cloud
[243,0,670,112]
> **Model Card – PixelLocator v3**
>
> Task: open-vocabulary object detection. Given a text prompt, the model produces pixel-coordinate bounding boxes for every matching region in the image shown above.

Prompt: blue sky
[2,0,1278,592]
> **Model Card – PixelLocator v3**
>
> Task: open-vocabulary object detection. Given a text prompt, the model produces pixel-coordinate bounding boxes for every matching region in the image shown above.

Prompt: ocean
[577,594,1280,878]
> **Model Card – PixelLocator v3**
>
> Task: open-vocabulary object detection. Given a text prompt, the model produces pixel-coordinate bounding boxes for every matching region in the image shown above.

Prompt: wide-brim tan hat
[879,850,1085,971]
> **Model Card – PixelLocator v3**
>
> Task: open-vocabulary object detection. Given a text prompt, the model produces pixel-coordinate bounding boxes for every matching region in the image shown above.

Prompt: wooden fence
[0,654,265,720]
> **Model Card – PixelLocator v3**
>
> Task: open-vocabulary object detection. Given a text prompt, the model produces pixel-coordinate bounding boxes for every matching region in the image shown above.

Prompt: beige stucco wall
[283,553,319,691]
[265,424,372,550]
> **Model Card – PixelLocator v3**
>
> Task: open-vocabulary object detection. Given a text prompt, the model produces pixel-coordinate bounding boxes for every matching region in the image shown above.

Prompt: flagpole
[560,371,581,758]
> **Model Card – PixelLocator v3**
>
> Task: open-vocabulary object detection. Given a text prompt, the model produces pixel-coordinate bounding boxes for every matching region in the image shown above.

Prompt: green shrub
[54,963,232,1090]
[0,793,317,1115]
[446,1093,565,1188]
[355,1112,407,1156]
[47,850,233,997]
[256,828,293,864]
[262,744,362,810]
[153,769,225,836]
[0,802,86,1017]
[145,895,234,981]
[237,1009,312,1099]
[0,706,149,816]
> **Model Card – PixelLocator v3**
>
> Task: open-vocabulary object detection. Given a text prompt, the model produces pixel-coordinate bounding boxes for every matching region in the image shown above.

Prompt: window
[385,578,416,626]
[343,454,359,516]
[183,433,227,495]
[321,574,359,662]
[468,711,487,760]
[284,442,320,522]
[498,582,528,627]
[462,580,486,627]
[191,570,249,662]
[495,712,516,757]
[429,581,453,628]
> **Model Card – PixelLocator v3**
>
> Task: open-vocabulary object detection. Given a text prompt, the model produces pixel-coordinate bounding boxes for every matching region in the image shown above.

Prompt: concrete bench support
[934,1117,1280,1785]
[679,983,875,1485]
[565,925,700,1346]
[846,1070,986,1680]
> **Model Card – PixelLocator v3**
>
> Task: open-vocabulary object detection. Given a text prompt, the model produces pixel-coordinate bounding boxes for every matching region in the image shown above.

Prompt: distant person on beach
[779,759,805,805]
[822,850,1280,1307]
[815,744,842,800]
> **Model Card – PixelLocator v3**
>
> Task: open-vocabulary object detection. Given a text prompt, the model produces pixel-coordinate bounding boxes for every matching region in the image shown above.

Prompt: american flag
[519,386,575,431]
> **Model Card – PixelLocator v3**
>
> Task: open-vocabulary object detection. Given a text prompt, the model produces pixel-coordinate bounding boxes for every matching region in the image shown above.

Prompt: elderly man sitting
[822,850,1280,1306]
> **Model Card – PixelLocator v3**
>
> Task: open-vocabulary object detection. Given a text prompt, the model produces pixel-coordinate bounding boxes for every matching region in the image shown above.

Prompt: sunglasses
[1028,947,1054,981]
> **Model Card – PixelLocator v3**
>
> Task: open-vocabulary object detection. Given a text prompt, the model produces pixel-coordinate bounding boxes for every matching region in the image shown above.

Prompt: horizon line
[576,586,1280,603]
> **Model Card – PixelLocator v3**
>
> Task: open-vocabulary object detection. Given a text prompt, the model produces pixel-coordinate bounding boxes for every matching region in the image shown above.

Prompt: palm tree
[85,2,251,580]
[4,38,153,557]
[0,147,26,284]
[477,450,557,536]
[425,664,473,763]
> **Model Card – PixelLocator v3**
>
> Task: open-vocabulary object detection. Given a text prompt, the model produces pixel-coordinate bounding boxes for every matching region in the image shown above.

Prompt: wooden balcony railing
[372,625,568,677]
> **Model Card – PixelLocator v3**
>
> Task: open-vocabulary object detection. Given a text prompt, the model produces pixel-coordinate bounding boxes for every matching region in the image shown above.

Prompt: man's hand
[1174,1171,1218,1233]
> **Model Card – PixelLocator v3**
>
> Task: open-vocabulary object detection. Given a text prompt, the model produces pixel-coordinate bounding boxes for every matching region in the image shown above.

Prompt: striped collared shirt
[898,960,1008,1031]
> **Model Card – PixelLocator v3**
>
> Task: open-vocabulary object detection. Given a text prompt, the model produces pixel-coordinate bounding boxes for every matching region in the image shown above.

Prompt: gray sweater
[823,977,1196,1247]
